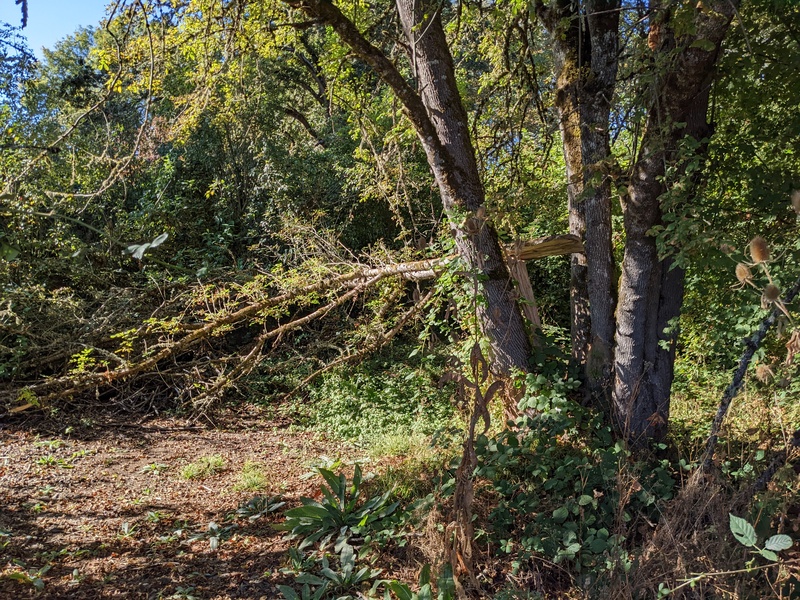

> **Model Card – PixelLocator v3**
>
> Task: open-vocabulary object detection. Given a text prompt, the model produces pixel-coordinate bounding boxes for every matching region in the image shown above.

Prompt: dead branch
[1,259,442,410]
[700,271,800,473]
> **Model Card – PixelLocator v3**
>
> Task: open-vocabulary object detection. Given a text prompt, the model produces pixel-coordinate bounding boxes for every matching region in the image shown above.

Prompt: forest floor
[0,405,400,599]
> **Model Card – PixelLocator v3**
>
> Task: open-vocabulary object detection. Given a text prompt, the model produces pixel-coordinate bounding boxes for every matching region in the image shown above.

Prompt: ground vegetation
[1,0,799,598]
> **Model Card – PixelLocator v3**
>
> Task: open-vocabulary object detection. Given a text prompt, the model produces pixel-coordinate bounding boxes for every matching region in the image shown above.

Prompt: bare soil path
[0,408,355,599]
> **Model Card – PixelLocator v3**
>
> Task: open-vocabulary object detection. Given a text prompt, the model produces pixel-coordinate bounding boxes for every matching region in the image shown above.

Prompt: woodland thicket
[1,0,799,598]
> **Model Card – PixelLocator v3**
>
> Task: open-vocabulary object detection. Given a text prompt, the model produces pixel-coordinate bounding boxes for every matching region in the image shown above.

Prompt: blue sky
[1,0,110,57]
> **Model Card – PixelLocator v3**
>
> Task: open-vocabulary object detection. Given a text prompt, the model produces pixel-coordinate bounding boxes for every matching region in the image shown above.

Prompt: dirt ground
[0,407,369,599]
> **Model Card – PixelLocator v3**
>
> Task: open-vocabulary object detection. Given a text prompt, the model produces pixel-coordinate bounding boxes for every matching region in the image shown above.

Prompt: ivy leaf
[729,513,757,547]
[764,534,793,552]
[690,38,717,52]
[0,240,20,261]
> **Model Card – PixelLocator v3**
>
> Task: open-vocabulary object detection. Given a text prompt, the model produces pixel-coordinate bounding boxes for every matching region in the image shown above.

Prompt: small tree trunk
[580,0,619,389]
[536,0,618,388]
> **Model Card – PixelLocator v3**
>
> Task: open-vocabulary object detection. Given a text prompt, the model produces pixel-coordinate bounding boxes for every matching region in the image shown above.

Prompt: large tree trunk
[287,0,532,375]
[613,1,738,443]
[536,0,618,388]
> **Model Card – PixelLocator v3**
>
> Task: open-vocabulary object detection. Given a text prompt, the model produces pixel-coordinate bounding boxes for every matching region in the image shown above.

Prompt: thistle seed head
[719,243,735,255]
[764,284,781,302]
[735,263,752,284]
[749,236,770,264]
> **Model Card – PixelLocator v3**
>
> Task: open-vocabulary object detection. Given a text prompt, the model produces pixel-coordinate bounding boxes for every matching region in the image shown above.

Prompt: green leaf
[285,504,330,519]
[0,240,20,261]
[277,585,300,600]
[552,506,569,523]
[589,537,608,553]
[578,494,593,506]
[729,513,757,547]
[690,38,717,52]
[387,582,414,600]
[759,549,779,562]
[296,573,326,586]
[764,534,793,551]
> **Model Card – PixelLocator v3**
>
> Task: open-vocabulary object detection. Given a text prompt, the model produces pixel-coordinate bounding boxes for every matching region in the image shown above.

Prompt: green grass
[180,455,226,480]
[232,461,268,492]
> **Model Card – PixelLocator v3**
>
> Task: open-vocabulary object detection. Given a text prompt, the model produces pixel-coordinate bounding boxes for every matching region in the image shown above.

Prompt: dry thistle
[749,236,770,264]
[735,263,752,284]
[719,243,735,255]
[786,329,800,365]
[791,189,800,215]
[764,284,781,302]
[755,364,774,384]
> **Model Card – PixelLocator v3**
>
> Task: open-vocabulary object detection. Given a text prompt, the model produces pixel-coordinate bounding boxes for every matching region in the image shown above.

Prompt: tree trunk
[580,0,619,389]
[287,0,532,375]
[536,0,618,388]
[613,1,738,443]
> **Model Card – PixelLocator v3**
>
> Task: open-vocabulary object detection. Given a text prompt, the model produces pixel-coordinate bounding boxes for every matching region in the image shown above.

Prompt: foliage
[476,367,676,578]
[279,542,381,600]
[233,461,270,492]
[728,513,794,562]
[235,495,286,521]
[179,455,226,480]
[298,349,456,445]
[382,563,456,600]
[279,464,399,551]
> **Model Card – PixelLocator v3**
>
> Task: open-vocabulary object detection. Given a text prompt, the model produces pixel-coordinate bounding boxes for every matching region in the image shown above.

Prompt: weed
[180,454,226,480]
[278,543,381,600]
[165,586,199,600]
[117,522,138,540]
[146,510,167,523]
[235,495,285,521]
[3,564,51,592]
[297,351,455,445]
[141,462,169,475]
[279,464,398,551]
[382,563,457,600]
[36,455,58,467]
[33,439,63,450]
[233,461,268,491]
[186,521,237,551]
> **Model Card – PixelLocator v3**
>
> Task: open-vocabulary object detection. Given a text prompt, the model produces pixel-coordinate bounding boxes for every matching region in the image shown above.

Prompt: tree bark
[613,1,738,443]
[285,0,532,375]
[536,0,591,368]
[535,0,618,389]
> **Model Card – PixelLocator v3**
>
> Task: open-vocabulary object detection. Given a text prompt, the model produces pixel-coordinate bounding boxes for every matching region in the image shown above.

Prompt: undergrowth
[287,347,457,447]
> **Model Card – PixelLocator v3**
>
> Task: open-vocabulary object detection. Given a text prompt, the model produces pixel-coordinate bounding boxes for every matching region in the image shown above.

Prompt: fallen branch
[1,259,444,410]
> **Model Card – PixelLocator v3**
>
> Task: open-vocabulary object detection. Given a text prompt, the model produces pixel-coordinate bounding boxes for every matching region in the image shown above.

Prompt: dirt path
[0,410,358,599]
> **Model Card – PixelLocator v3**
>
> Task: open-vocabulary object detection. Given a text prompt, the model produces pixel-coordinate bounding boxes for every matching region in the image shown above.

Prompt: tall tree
[283,0,534,377]
[536,0,739,441]
[612,0,738,442]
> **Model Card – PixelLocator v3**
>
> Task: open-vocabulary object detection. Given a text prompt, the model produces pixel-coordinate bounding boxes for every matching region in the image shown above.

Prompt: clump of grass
[233,461,268,492]
[180,454,226,480]
[368,431,457,500]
